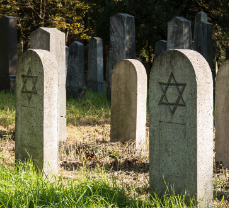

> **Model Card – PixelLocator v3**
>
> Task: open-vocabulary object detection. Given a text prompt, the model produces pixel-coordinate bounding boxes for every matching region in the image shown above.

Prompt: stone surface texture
[195,11,207,23]
[167,17,192,50]
[111,59,147,149]
[107,13,136,100]
[87,37,106,93]
[0,16,17,90]
[30,27,66,141]
[66,41,85,99]
[215,60,229,167]
[65,46,69,72]
[15,49,58,175]
[149,49,213,207]
[155,40,167,59]
[194,21,212,68]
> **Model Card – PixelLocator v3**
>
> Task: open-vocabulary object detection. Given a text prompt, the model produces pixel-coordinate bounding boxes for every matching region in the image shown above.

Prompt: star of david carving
[158,72,186,116]
[21,68,38,103]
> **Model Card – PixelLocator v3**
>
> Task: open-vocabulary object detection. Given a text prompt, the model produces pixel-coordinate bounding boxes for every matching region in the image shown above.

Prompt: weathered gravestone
[167,17,192,50]
[194,12,212,68]
[66,41,85,99]
[149,49,213,206]
[107,13,136,100]
[0,16,17,91]
[195,11,207,24]
[111,59,147,149]
[154,40,167,59]
[84,45,88,86]
[15,49,58,175]
[30,27,66,141]
[87,37,106,93]
[215,60,229,167]
[65,46,69,72]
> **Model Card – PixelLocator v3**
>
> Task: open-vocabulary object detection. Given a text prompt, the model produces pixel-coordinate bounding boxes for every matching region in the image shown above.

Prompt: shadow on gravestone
[149,49,213,207]
[106,13,136,101]
[30,27,66,142]
[215,60,229,168]
[110,59,147,150]
[0,16,17,91]
[87,37,106,93]
[15,49,59,176]
[66,41,85,99]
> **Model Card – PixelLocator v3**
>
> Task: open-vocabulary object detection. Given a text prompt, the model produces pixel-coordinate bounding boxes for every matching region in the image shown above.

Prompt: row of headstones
[15,47,216,206]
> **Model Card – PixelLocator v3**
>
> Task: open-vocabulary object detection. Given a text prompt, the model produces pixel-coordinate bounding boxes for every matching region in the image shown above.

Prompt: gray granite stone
[15,49,59,175]
[215,60,229,167]
[195,11,207,24]
[155,40,167,59]
[30,27,66,141]
[0,16,17,91]
[167,17,192,50]
[111,59,147,149]
[194,21,212,68]
[66,41,85,99]
[87,37,106,93]
[107,13,136,100]
[149,49,213,206]
[84,45,88,86]
[65,46,69,72]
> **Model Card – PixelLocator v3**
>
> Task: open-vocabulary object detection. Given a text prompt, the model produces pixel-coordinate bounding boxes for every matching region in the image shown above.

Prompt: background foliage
[1,0,229,67]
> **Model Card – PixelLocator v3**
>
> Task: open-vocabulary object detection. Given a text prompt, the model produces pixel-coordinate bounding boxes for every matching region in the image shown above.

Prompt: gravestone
[107,13,136,100]
[30,27,66,141]
[87,37,106,93]
[154,40,167,59]
[111,59,147,149]
[65,46,69,72]
[215,60,229,167]
[66,41,85,99]
[84,45,88,86]
[149,49,213,206]
[167,17,192,50]
[15,49,58,175]
[193,17,212,68]
[0,16,17,91]
[195,11,207,23]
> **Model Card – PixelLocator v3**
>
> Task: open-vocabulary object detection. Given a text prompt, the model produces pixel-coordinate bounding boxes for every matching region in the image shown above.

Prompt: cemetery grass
[0,91,227,207]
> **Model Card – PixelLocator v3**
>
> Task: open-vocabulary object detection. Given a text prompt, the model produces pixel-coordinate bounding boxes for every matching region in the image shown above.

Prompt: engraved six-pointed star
[21,68,38,102]
[158,73,186,116]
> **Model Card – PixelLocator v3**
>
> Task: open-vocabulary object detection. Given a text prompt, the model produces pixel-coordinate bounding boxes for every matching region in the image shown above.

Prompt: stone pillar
[65,46,69,72]
[107,13,136,100]
[215,60,229,167]
[167,17,192,50]
[149,50,213,207]
[195,11,207,23]
[87,37,106,93]
[154,40,167,59]
[66,41,85,99]
[110,59,147,149]
[0,16,17,91]
[30,27,66,141]
[15,49,58,175]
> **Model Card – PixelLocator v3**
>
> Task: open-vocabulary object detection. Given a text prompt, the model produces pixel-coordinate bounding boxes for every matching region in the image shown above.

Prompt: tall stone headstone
[87,37,106,93]
[65,46,69,72]
[167,17,192,50]
[195,11,207,23]
[110,59,147,149]
[66,41,85,99]
[154,40,167,59]
[15,49,58,175]
[149,50,213,206]
[84,45,88,86]
[0,16,17,91]
[30,27,66,141]
[215,60,229,167]
[107,13,136,100]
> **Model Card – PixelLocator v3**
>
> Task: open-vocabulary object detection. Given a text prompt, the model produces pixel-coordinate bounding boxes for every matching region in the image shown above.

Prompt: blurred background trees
[1,0,229,68]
